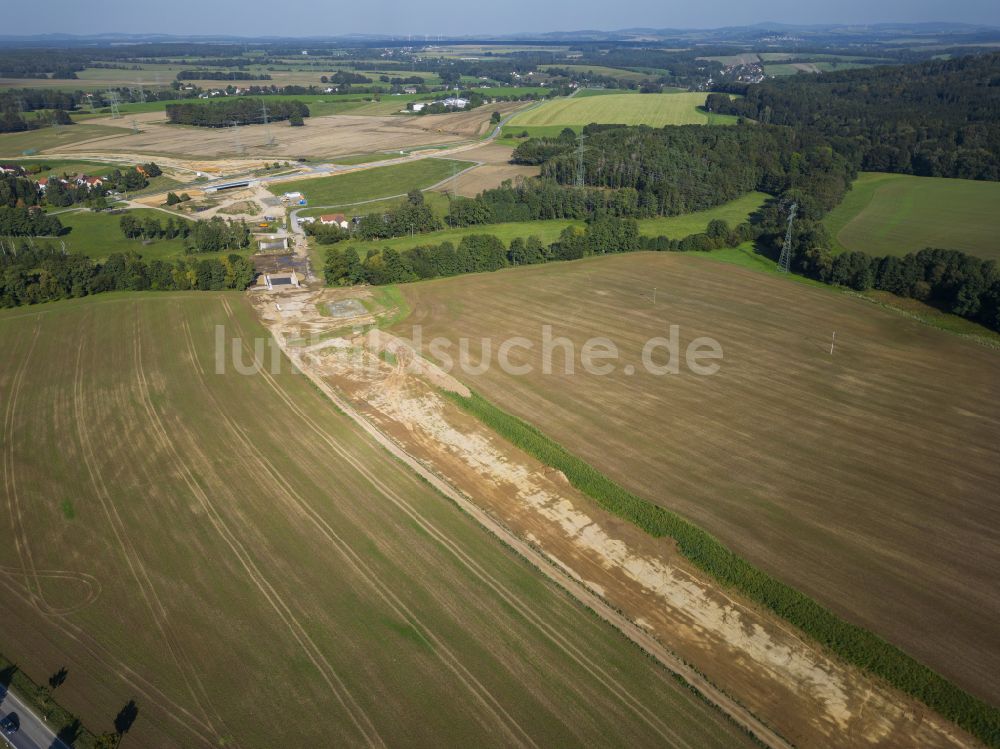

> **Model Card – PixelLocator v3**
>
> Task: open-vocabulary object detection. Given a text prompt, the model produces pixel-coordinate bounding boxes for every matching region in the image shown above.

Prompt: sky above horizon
[7,0,1000,36]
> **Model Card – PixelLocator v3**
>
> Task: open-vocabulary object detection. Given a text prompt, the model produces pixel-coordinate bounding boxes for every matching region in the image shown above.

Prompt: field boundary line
[226,308,695,747]
[252,298,791,749]
[444,389,1000,748]
[184,310,539,749]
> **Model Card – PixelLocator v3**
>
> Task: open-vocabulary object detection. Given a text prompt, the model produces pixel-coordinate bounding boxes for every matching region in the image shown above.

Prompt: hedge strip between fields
[444,389,1000,748]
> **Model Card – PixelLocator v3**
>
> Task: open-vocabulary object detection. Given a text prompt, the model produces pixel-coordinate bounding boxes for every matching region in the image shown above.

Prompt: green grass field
[52,209,200,261]
[0,159,119,176]
[823,172,1000,261]
[507,92,737,128]
[274,158,474,207]
[0,292,756,749]
[338,191,768,256]
[299,191,452,220]
[329,152,405,166]
[0,124,126,156]
[499,124,582,143]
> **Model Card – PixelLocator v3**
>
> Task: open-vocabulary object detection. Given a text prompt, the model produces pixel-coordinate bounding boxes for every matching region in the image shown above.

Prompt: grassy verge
[0,654,99,747]
[443,389,1000,748]
[362,285,410,328]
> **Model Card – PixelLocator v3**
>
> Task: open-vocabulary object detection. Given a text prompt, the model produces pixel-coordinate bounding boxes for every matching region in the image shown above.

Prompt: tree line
[708,52,1000,181]
[514,122,856,219]
[324,215,752,286]
[120,214,252,252]
[446,178,643,226]
[338,118,1000,333]
[0,241,256,308]
[791,245,1000,330]
[165,98,310,127]
[0,206,63,237]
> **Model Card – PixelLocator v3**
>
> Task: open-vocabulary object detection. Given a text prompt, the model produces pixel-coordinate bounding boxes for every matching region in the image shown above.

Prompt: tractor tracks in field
[0,313,219,749]
[136,303,385,749]
[210,301,544,749]
[1,322,105,619]
[70,316,224,740]
[2,320,48,609]
[0,320,223,749]
[251,292,792,749]
[236,300,705,749]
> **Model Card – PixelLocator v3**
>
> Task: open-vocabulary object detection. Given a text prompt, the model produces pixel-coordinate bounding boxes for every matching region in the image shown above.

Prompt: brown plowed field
[397,251,1000,707]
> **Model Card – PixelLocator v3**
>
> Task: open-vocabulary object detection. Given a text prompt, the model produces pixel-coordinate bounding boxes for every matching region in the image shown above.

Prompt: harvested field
[259,284,986,749]
[405,102,527,138]
[395,252,1000,707]
[0,292,754,748]
[432,143,540,196]
[48,108,507,161]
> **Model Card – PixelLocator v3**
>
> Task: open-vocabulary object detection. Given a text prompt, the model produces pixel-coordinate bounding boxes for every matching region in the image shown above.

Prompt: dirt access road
[249,285,982,749]
[251,287,791,749]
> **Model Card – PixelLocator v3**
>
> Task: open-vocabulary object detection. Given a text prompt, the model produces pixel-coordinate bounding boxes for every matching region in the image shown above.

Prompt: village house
[319,213,350,229]
[36,177,68,192]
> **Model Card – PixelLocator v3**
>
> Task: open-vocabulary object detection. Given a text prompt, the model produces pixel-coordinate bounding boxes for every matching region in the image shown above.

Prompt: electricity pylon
[777,202,798,273]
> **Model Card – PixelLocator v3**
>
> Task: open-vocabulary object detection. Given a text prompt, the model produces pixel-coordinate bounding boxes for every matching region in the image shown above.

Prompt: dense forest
[0,206,63,237]
[511,122,855,218]
[0,242,256,307]
[708,52,1000,180]
[165,98,310,127]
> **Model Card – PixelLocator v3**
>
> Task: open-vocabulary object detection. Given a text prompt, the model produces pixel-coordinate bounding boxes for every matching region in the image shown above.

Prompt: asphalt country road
[0,686,69,749]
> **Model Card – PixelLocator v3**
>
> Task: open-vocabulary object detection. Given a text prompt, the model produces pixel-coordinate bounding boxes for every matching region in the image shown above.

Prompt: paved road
[0,686,69,749]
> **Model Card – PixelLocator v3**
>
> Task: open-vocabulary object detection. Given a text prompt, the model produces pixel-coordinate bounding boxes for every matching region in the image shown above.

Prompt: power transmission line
[106,89,121,119]
[777,202,797,273]
[231,120,246,156]
[261,101,275,146]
